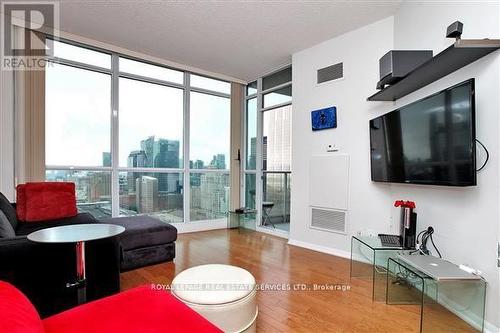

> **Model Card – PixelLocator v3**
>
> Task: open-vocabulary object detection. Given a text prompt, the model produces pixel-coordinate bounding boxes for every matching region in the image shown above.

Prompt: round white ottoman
[171,264,257,333]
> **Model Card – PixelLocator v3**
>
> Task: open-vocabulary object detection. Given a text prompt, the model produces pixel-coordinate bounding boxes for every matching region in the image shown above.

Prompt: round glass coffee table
[28,223,125,304]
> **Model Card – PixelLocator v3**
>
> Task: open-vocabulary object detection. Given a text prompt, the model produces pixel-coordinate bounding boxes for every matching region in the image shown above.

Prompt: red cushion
[24,182,77,222]
[0,281,45,333]
[43,285,223,333]
[16,184,27,221]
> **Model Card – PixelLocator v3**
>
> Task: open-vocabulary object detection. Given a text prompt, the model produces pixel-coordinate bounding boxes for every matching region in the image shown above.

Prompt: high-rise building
[127,150,147,192]
[127,150,147,167]
[262,105,292,224]
[193,160,204,169]
[210,154,226,169]
[136,175,159,213]
[102,152,111,167]
[262,136,267,170]
[89,172,111,202]
[138,136,180,171]
[194,173,229,219]
[265,105,291,171]
[249,137,256,169]
[140,136,156,167]
[154,139,180,192]
[154,139,179,168]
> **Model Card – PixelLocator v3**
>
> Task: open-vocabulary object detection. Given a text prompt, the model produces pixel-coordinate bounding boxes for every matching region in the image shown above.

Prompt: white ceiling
[56,0,400,82]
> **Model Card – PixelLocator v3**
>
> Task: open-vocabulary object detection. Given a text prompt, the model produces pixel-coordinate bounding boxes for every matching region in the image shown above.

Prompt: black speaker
[446,21,463,39]
[377,50,433,89]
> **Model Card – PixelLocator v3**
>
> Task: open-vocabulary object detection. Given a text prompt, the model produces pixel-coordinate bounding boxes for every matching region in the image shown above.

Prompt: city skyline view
[46,133,230,224]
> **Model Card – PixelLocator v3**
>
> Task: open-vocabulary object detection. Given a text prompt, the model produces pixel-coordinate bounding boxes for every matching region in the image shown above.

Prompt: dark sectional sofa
[101,216,177,272]
[0,193,177,317]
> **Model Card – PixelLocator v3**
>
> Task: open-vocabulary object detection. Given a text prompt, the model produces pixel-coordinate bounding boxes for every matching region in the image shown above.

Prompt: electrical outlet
[327,144,338,152]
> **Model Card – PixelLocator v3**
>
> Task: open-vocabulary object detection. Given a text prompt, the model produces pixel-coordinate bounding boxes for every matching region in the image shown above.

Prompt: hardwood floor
[121,229,476,333]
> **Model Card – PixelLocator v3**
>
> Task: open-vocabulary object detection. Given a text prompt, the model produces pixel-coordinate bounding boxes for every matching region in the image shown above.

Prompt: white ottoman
[171,264,257,333]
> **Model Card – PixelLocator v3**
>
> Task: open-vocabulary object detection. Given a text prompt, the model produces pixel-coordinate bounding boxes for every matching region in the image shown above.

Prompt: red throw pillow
[0,281,45,333]
[24,182,78,222]
[16,184,27,221]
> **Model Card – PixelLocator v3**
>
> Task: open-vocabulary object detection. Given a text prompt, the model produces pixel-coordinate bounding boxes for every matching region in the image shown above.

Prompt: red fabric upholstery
[0,281,45,333]
[16,184,27,221]
[43,285,223,333]
[24,182,77,222]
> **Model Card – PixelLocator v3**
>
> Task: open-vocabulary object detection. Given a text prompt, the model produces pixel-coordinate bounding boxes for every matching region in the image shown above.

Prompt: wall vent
[317,62,343,84]
[310,207,347,234]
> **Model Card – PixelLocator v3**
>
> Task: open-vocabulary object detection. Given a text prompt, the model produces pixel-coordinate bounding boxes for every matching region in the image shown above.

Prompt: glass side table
[228,209,257,231]
[387,257,486,333]
[350,235,403,301]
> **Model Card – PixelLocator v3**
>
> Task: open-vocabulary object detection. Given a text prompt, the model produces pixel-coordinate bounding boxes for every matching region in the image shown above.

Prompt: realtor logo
[1,1,59,70]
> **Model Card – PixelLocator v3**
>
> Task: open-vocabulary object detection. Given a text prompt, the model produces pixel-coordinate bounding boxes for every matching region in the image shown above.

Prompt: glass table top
[27,223,125,243]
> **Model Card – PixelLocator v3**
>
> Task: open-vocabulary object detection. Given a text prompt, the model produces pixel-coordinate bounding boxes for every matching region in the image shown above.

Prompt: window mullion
[240,91,247,208]
[111,54,120,217]
[255,78,264,226]
[183,73,190,223]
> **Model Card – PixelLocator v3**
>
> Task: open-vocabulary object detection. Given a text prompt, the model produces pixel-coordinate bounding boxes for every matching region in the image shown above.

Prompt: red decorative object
[394,200,416,209]
[22,182,78,222]
[16,184,27,221]
[0,281,222,333]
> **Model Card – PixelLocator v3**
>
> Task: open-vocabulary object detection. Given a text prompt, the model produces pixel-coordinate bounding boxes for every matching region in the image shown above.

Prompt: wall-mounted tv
[369,79,476,186]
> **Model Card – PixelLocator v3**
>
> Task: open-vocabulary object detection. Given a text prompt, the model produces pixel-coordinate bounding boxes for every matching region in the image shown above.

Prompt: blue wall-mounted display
[311,107,337,131]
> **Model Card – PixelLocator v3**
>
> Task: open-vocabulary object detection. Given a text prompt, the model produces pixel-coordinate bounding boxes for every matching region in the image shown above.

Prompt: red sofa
[1,281,222,333]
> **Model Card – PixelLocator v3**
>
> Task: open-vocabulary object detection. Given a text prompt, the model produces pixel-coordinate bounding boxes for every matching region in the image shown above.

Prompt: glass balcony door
[242,66,291,235]
[260,104,291,233]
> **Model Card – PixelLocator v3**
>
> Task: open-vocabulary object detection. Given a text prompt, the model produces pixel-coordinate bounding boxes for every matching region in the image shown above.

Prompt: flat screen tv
[369,79,476,186]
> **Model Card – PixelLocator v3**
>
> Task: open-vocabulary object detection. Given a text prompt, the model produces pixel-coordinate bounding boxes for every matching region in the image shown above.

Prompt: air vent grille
[317,62,343,84]
[310,207,346,234]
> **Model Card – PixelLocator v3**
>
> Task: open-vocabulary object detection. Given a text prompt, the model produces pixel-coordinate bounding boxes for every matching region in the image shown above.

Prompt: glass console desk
[228,209,257,231]
[387,257,486,333]
[350,235,403,301]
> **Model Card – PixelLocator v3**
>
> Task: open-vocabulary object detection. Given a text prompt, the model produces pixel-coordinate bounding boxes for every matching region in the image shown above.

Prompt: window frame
[45,36,231,223]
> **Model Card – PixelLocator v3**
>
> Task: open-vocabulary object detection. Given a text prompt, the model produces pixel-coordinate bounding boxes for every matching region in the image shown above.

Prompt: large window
[45,39,231,224]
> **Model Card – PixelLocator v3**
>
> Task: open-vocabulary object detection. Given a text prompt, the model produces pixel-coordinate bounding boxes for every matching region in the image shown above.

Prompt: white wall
[291,16,395,256]
[291,3,500,330]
